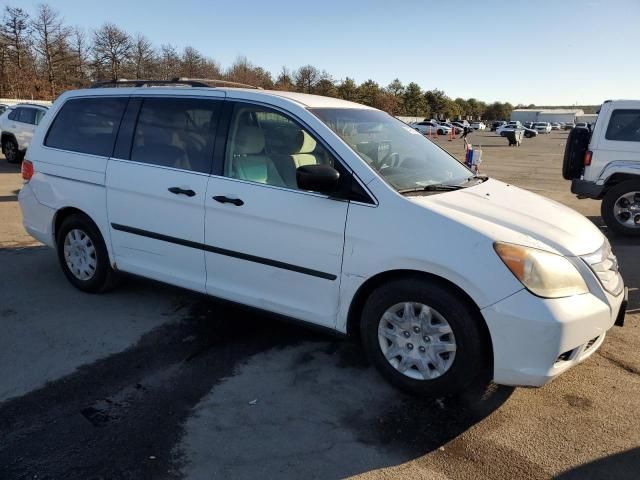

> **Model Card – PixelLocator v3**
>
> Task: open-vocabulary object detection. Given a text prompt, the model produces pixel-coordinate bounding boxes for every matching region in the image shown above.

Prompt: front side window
[130,97,219,173]
[605,109,640,142]
[224,104,337,190]
[46,97,127,156]
[311,108,473,192]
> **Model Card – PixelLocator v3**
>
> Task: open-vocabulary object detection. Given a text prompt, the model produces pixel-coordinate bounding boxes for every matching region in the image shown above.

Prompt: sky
[19,0,640,105]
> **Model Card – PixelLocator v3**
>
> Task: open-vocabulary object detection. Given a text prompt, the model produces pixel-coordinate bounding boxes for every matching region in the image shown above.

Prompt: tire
[360,277,491,397]
[3,137,21,164]
[437,129,444,135]
[562,127,591,180]
[601,180,640,237]
[56,213,120,293]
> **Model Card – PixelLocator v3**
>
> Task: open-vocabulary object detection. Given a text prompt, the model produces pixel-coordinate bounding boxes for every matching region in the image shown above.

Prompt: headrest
[292,130,317,154]
[235,126,265,155]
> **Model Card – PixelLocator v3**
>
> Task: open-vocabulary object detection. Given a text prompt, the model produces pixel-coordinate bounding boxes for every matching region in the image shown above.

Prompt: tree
[1,6,31,97]
[31,4,70,97]
[180,45,205,78]
[131,33,155,79]
[92,23,131,80]
[274,66,294,91]
[386,78,405,113]
[358,79,381,107]
[294,64,319,94]
[403,82,427,117]
[226,56,271,88]
[315,71,337,97]
[158,43,180,80]
[337,77,359,102]
[69,27,88,85]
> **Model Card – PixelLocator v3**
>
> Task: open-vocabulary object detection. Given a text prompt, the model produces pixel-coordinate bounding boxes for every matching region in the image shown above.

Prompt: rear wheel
[56,213,120,292]
[3,137,20,164]
[602,180,640,236]
[360,277,491,397]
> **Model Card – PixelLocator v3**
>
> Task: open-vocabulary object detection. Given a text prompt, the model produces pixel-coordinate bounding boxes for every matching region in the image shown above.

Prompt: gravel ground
[0,130,638,479]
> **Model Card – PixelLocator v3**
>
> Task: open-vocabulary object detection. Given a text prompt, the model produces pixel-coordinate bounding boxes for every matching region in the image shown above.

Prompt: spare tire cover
[563,127,591,180]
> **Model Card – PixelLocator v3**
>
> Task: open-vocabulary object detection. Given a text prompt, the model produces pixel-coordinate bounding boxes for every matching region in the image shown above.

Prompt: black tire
[562,127,590,180]
[437,129,444,135]
[56,213,120,293]
[360,277,491,397]
[3,137,21,164]
[601,180,640,237]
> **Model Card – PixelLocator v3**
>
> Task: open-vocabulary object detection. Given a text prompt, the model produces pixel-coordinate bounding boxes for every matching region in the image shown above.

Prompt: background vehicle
[0,103,8,115]
[575,122,588,129]
[439,121,463,134]
[470,121,486,130]
[410,120,451,135]
[507,121,522,128]
[491,121,506,131]
[452,120,470,130]
[533,122,552,134]
[551,123,561,130]
[565,100,640,236]
[497,124,538,138]
[564,122,576,130]
[0,103,49,163]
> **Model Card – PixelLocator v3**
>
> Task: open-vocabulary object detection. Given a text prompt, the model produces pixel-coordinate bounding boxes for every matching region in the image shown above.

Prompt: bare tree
[159,43,179,80]
[294,65,319,94]
[31,3,70,97]
[180,45,205,77]
[274,66,294,91]
[70,26,88,84]
[225,56,272,88]
[131,33,155,79]
[92,23,131,80]
[1,6,31,96]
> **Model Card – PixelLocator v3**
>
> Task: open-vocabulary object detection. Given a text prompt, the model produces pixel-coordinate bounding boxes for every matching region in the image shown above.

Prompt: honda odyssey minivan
[19,79,627,396]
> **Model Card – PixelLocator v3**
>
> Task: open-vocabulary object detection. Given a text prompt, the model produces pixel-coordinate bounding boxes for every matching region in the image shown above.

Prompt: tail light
[584,150,593,166]
[21,159,34,181]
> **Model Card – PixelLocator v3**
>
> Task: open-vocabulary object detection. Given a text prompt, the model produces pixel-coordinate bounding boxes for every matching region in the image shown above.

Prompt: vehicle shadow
[0,245,514,479]
[555,447,640,479]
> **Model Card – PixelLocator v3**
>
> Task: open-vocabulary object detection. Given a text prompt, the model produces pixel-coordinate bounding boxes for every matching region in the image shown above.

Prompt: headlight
[494,242,588,298]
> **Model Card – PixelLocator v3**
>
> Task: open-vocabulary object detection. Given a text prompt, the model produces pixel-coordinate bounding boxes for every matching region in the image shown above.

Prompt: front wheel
[360,277,491,397]
[56,213,121,292]
[601,180,640,236]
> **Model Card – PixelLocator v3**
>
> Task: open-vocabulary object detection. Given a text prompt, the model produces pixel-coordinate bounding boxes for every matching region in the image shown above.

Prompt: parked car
[533,122,552,134]
[523,122,534,129]
[0,103,9,115]
[565,99,640,237]
[490,121,506,131]
[564,122,576,130]
[470,121,486,131]
[507,121,522,128]
[0,103,49,163]
[19,81,626,397]
[575,122,588,129]
[410,120,451,135]
[551,123,561,130]
[439,121,463,134]
[496,124,538,138]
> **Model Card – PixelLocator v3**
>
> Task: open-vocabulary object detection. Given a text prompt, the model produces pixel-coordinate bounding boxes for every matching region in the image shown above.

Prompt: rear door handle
[168,186,196,197]
[212,195,244,206]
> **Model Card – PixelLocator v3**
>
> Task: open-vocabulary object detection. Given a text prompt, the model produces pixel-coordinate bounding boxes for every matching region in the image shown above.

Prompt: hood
[409,178,604,256]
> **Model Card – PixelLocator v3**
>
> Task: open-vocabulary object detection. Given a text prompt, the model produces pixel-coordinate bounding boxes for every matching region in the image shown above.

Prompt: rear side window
[19,108,37,124]
[130,97,219,173]
[605,109,640,142]
[45,97,127,156]
[8,108,19,121]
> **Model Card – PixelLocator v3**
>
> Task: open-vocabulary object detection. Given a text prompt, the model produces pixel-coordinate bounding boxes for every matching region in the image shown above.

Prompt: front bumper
[571,179,604,199]
[482,285,625,387]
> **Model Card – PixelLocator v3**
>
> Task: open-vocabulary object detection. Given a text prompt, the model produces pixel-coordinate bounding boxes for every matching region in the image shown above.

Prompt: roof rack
[90,78,262,89]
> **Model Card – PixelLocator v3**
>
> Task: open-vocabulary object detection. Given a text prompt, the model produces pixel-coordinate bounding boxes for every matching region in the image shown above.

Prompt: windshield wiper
[398,183,463,194]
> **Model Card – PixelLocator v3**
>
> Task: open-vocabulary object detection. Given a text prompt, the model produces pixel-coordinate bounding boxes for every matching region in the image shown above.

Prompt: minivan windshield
[310,108,473,192]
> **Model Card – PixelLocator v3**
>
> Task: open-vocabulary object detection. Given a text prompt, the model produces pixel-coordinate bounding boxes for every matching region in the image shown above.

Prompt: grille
[581,240,623,296]
[585,336,600,351]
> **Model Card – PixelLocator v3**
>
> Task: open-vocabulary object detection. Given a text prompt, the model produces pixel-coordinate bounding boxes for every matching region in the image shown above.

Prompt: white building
[576,113,598,125]
[511,108,584,124]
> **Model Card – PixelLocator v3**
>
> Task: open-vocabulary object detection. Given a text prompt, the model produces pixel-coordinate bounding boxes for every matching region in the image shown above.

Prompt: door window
[45,97,127,156]
[130,97,219,173]
[605,109,640,142]
[224,104,337,190]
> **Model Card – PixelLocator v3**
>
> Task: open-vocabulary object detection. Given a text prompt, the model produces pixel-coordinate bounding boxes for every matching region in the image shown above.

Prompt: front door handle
[213,195,244,206]
[168,186,196,197]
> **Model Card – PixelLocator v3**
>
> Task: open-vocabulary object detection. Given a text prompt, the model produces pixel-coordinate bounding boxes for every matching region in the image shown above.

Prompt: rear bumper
[18,183,56,247]
[571,179,604,199]
[482,286,625,387]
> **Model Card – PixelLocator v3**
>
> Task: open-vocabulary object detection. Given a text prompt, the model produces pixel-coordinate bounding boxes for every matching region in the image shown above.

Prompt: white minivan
[19,80,627,396]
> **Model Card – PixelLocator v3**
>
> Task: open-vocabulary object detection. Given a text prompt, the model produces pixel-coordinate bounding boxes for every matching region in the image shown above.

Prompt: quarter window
[224,105,336,190]
[605,109,640,142]
[46,97,127,156]
[130,98,219,173]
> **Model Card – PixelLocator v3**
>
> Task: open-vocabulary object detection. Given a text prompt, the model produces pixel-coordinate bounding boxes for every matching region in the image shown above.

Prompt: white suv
[19,80,627,396]
[0,103,48,163]
[565,99,640,236]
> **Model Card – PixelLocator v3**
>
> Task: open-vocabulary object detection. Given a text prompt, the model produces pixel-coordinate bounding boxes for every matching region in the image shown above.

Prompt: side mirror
[296,164,340,194]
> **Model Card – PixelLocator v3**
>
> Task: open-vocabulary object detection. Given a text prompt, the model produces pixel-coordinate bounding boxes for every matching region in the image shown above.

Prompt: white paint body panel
[19,86,626,388]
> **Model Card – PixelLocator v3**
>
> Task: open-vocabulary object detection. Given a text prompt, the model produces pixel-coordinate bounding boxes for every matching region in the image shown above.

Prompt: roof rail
[90,78,262,89]
[173,78,262,89]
